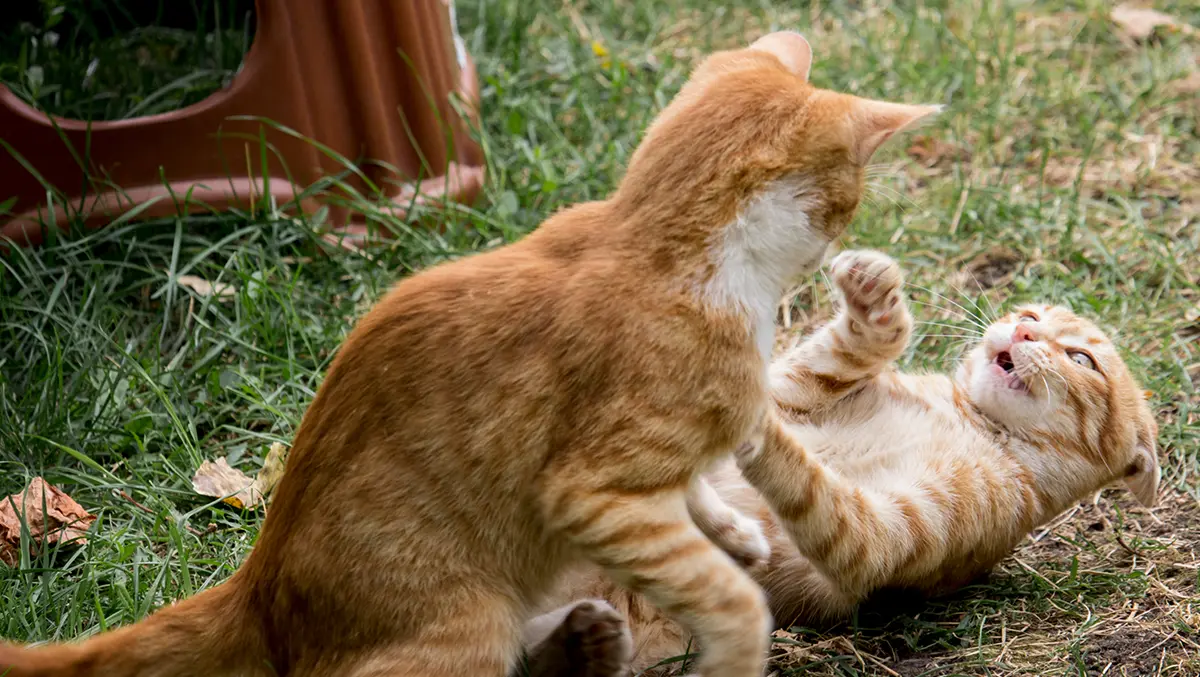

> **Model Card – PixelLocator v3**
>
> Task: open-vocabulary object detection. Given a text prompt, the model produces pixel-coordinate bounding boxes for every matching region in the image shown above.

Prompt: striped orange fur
[531,250,1159,673]
[0,35,941,677]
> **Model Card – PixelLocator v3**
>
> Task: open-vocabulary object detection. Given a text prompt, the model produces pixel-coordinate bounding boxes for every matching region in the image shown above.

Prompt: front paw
[711,512,771,569]
[830,250,911,341]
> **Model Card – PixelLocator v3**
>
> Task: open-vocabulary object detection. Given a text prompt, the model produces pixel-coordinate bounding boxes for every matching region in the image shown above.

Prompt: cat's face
[615,33,940,282]
[963,304,1159,506]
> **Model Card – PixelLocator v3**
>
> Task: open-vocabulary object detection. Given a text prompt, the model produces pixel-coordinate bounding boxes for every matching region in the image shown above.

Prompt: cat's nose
[1012,324,1037,343]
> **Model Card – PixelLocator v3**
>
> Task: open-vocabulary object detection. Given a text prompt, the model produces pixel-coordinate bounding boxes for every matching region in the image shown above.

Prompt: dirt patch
[750,492,1200,676]
[1083,624,1196,677]
[953,246,1025,292]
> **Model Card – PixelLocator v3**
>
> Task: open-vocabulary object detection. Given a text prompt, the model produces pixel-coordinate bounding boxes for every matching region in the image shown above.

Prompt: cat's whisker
[1038,374,1055,407]
[913,334,984,341]
[866,181,919,213]
[945,278,999,326]
[1044,368,1070,393]
[902,284,993,333]
[960,273,1001,324]
[867,180,918,207]
[828,267,990,335]
[864,162,891,177]
[920,335,979,358]
[915,320,985,337]
[1016,363,1069,401]
[864,182,899,207]
[906,299,991,333]
[860,191,885,213]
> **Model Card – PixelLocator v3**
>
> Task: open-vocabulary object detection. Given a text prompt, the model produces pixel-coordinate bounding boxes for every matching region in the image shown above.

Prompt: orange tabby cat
[0,34,940,677]
[526,249,1160,675]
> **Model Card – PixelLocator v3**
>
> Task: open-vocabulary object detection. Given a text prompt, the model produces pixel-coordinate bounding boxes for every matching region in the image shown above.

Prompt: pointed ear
[851,99,944,165]
[1123,442,1160,507]
[749,31,813,80]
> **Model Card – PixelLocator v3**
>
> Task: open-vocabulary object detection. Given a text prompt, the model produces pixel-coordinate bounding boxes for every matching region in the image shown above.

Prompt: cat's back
[280,203,640,492]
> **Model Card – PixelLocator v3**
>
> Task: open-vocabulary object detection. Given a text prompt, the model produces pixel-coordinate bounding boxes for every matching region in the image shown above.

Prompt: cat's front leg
[770,249,913,416]
[540,477,770,677]
[687,476,770,568]
[736,411,924,602]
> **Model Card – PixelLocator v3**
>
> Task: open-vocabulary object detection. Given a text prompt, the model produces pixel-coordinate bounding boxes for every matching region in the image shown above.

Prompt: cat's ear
[850,99,943,165]
[749,31,813,80]
[1123,429,1160,508]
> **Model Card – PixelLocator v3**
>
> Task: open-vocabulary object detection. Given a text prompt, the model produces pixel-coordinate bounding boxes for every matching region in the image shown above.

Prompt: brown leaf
[176,274,236,299]
[192,458,259,509]
[191,443,290,510]
[1111,4,1195,44]
[253,442,290,506]
[0,478,96,567]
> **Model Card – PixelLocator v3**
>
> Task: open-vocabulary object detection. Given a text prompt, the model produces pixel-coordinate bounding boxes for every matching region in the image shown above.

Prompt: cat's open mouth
[994,351,1028,392]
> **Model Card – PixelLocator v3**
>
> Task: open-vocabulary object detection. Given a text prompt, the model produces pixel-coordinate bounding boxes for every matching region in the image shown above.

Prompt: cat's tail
[0,578,269,677]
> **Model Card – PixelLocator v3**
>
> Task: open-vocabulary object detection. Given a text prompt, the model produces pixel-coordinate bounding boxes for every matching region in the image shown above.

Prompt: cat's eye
[1068,351,1096,370]
[1018,313,1038,323]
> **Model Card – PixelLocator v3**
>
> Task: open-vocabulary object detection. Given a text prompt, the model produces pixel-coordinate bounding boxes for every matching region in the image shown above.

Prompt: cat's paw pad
[563,600,634,677]
[712,512,771,569]
[830,250,908,332]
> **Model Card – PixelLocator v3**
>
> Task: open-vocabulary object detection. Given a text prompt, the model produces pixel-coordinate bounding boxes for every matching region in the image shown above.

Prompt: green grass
[2,0,1198,675]
[1,0,252,121]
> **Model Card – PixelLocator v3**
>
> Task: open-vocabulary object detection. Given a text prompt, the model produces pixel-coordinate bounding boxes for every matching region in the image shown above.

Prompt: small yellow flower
[591,40,613,69]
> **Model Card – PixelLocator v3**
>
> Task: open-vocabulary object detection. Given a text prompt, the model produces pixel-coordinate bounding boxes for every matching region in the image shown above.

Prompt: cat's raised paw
[831,250,905,329]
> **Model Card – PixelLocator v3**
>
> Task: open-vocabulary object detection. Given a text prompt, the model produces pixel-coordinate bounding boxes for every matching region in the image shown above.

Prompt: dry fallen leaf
[0,478,96,567]
[192,457,258,509]
[254,442,290,504]
[191,442,290,510]
[176,274,236,299]
[1111,4,1195,44]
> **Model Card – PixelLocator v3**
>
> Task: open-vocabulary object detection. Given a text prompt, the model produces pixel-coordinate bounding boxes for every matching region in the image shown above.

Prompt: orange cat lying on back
[0,33,939,677]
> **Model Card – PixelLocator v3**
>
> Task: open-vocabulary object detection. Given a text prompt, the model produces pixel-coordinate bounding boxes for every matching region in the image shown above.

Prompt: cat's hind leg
[338,592,521,677]
[520,599,633,677]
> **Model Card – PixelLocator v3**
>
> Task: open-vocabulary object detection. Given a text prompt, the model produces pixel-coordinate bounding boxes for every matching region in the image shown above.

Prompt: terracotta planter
[0,0,484,248]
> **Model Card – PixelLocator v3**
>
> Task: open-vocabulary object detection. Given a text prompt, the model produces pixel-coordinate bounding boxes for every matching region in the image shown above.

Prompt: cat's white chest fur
[702,177,830,361]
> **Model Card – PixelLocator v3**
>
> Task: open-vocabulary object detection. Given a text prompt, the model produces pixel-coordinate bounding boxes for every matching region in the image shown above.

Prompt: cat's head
[613,32,941,287]
[961,304,1159,507]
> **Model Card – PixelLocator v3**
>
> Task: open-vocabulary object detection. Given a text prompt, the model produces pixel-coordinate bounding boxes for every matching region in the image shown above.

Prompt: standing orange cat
[0,33,939,677]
